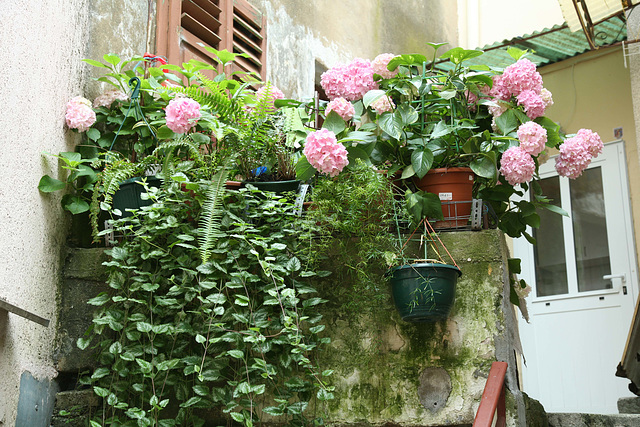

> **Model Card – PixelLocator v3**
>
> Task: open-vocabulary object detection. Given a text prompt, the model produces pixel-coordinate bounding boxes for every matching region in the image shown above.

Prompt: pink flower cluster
[256,84,285,112]
[499,146,536,186]
[516,121,547,156]
[93,90,128,108]
[555,129,603,178]
[165,97,201,134]
[371,53,398,79]
[326,97,355,121]
[303,129,349,177]
[65,96,96,132]
[489,58,552,120]
[320,58,378,101]
[371,95,395,114]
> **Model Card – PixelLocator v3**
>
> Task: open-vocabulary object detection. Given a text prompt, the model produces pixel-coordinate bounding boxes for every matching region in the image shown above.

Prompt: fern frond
[155,138,203,163]
[166,82,246,124]
[198,168,230,263]
[89,160,137,241]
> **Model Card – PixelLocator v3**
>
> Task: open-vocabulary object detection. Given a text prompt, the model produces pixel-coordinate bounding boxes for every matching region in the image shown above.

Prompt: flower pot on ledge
[413,167,475,229]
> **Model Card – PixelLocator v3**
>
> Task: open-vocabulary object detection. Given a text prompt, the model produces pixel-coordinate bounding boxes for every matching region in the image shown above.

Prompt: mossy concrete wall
[314,230,526,426]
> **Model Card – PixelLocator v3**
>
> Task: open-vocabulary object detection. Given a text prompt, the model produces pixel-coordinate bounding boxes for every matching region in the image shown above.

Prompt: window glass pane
[533,176,569,296]
[570,167,612,292]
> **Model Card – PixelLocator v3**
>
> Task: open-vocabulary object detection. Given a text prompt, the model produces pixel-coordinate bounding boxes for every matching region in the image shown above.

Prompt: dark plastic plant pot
[388,263,462,323]
[112,176,162,218]
[242,180,301,194]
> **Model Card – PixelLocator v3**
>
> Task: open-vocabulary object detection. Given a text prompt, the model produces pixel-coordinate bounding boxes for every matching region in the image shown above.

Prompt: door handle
[603,273,627,283]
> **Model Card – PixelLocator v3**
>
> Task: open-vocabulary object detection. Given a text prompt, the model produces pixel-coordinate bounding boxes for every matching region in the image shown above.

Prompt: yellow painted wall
[540,46,640,274]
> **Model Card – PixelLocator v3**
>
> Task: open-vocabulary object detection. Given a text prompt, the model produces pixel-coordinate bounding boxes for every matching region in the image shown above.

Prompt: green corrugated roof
[437,13,627,71]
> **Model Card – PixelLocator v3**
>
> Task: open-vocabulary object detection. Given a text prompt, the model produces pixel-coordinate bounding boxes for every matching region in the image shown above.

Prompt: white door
[514,141,639,414]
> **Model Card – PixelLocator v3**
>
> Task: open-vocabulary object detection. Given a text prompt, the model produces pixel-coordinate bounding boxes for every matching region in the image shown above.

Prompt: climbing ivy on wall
[78,171,333,426]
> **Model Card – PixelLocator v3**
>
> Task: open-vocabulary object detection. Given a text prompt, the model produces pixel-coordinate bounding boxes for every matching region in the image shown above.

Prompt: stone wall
[53,230,529,426]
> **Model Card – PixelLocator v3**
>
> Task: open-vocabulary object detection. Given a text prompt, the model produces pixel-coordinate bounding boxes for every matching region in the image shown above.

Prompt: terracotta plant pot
[413,167,475,229]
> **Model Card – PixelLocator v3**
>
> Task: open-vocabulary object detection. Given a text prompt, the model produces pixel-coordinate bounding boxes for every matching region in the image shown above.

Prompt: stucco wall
[0,0,150,425]
[251,0,459,99]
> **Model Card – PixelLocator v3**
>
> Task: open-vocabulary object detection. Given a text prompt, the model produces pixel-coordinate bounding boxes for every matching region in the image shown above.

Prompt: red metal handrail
[473,361,508,427]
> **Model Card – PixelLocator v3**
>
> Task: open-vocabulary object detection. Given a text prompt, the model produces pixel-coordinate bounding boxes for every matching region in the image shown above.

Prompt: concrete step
[548,412,640,427]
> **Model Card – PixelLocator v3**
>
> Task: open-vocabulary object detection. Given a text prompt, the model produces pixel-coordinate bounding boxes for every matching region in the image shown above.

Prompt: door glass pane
[570,167,612,292]
[533,176,569,296]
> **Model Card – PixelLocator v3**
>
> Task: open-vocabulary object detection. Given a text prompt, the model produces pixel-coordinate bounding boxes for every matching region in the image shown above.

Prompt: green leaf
[286,257,301,272]
[317,388,335,401]
[470,153,497,179]
[543,203,569,216]
[180,396,202,408]
[195,334,206,343]
[103,54,121,66]
[440,47,484,64]
[136,322,153,333]
[77,336,91,350]
[507,46,528,61]
[93,386,110,397]
[362,90,385,108]
[431,121,452,139]
[495,109,519,135]
[322,111,346,135]
[296,156,316,180]
[508,258,522,274]
[396,103,418,126]
[230,412,244,422]
[62,195,90,214]
[87,293,110,306]
[378,113,402,139]
[227,349,244,359]
[136,358,153,374]
[156,125,175,140]
[91,367,110,379]
[38,175,65,192]
[263,406,285,416]
[411,148,434,179]
[82,58,109,68]
[86,127,100,141]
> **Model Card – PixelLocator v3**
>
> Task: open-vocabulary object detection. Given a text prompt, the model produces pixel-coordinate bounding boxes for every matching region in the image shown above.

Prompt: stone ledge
[63,248,108,281]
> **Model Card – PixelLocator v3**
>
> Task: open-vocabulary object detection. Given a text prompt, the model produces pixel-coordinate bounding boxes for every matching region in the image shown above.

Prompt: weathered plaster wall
[0,0,150,425]
[250,0,459,98]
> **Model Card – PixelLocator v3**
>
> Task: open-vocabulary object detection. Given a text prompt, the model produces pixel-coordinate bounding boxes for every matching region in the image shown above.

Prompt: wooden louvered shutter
[156,0,266,79]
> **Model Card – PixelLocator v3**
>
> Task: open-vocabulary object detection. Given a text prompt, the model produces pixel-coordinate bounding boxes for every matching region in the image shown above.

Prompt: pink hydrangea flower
[93,90,128,108]
[320,58,378,101]
[489,75,511,101]
[371,95,395,114]
[256,84,285,112]
[555,135,593,179]
[488,100,509,118]
[500,58,543,97]
[303,129,349,177]
[65,96,96,132]
[326,97,355,121]
[371,53,398,79]
[499,146,535,186]
[576,128,603,157]
[517,90,546,119]
[540,88,554,109]
[165,97,201,134]
[517,122,547,156]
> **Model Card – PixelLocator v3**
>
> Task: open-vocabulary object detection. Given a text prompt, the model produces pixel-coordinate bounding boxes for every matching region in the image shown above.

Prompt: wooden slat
[183,0,221,34]
[473,361,508,427]
[182,30,219,60]
[232,40,261,67]
[233,24,262,56]
[190,0,221,18]
[233,12,263,42]
[232,0,263,29]
[181,12,222,47]
[0,298,50,327]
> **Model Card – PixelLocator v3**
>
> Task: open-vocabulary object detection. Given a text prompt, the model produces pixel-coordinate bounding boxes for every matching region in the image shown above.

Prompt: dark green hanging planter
[242,180,301,194]
[388,262,462,323]
[112,176,162,218]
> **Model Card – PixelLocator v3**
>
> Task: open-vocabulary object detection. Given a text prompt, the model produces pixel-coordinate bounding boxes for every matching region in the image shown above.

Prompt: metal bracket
[0,298,50,327]
[471,199,483,230]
